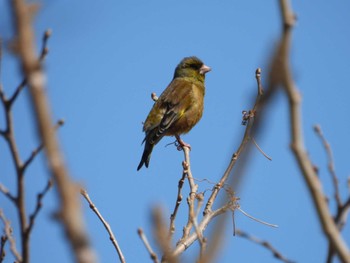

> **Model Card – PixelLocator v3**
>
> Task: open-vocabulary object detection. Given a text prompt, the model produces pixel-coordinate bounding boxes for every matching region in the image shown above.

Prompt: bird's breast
[166,83,204,135]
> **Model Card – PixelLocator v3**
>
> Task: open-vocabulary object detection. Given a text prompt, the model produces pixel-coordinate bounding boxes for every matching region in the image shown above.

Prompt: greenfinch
[137,56,211,170]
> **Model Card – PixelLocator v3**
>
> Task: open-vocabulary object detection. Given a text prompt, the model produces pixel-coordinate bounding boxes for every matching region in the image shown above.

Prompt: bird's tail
[137,141,154,171]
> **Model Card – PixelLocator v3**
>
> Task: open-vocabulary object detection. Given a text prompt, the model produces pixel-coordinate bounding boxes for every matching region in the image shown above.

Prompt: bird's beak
[199,64,211,75]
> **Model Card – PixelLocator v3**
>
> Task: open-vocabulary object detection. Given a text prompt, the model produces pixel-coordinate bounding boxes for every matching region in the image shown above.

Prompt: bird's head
[173,56,211,83]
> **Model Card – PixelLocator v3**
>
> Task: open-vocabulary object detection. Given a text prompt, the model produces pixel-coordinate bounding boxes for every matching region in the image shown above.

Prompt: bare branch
[10,1,97,262]
[0,210,22,262]
[138,228,159,263]
[204,68,264,216]
[179,150,200,242]
[7,29,51,108]
[81,189,125,263]
[0,235,7,263]
[327,196,350,262]
[237,207,278,228]
[336,197,350,230]
[172,204,230,257]
[22,119,65,172]
[191,193,206,261]
[252,137,272,161]
[0,79,28,260]
[26,179,53,235]
[270,0,350,261]
[313,125,342,208]
[169,171,186,237]
[0,184,16,203]
[236,229,295,263]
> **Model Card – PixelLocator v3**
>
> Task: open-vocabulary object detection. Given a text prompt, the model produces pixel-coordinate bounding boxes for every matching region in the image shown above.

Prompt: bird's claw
[175,137,191,151]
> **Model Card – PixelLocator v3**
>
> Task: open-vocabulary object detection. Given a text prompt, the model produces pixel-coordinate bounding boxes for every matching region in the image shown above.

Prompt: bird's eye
[190,63,201,70]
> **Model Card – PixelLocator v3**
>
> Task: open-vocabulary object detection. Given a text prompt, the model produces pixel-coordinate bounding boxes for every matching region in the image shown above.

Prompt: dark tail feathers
[137,141,154,171]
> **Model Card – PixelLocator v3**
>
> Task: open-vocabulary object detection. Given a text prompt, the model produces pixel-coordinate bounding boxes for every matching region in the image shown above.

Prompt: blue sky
[1,1,350,262]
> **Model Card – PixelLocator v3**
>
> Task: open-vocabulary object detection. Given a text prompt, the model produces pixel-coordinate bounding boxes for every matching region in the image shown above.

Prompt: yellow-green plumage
[137,56,211,170]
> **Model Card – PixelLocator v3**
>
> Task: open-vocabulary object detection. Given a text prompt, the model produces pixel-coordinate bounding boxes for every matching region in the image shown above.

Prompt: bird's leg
[175,135,191,151]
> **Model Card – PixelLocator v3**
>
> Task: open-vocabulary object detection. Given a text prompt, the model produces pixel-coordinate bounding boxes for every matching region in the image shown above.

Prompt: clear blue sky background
[1,1,350,263]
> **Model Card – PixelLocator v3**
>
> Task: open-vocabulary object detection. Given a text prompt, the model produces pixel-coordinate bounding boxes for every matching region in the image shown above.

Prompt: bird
[137,56,211,171]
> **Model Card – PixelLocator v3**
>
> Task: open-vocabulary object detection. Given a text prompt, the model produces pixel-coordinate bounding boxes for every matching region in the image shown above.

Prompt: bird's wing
[158,78,193,123]
[143,78,193,143]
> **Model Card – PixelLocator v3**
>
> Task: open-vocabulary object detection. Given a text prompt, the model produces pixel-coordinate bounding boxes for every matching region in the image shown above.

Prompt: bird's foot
[175,135,191,151]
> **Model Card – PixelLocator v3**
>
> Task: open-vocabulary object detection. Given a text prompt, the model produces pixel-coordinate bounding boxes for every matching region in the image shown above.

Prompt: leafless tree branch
[0,184,16,204]
[268,0,350,262]
[10,1,97,262]
[236,229,295,263]
[22,119,64,172]
[313,125,342,208]
[0,234,8,263]
[204,68,264,216]
[26,179,53,236]
[7,28,49,109]
[138,228,159,263]
[0,210,22,262]
[81,189,125,263]
[152,207,178,263]
[169,169,186,238]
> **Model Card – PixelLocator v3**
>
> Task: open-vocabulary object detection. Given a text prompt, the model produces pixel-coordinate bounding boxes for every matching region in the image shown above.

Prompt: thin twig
[0,210,22,262]
[0,27,62,262]
[0,234,7,263]
[7,29,50,108]
[204,68,264,216]
[313,125,342,208]
[22,119,65,172]
[237,207,278,228]
[326,196,350,263]
[81,189,125,263]
[336,197,350,230]
[27,179,53,235]
[0,61,28,261]
[313,125,347,263]
[138,228,159,263]
[0,184,16,203]
[236,229,295,263]
[169,171,186,236]
[252,137,272,161]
